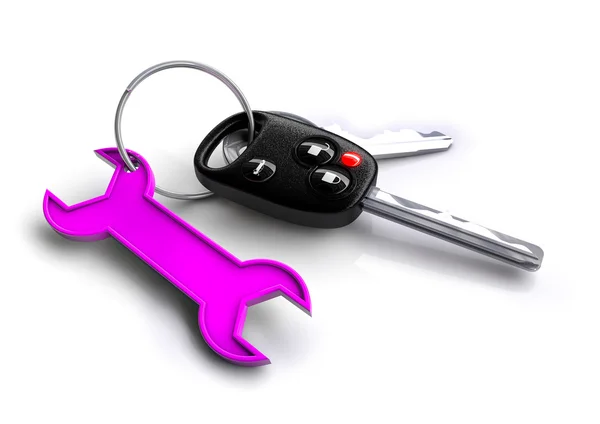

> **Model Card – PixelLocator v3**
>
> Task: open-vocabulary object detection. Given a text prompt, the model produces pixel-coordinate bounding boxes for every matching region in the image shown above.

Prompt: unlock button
[310,167,351,195]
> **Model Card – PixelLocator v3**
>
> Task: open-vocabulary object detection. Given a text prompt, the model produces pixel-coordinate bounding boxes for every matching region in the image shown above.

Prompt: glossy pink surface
[43,148,311,366]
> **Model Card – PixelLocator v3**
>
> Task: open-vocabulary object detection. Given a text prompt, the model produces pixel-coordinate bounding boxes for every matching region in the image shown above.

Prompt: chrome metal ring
[114,60,255,200]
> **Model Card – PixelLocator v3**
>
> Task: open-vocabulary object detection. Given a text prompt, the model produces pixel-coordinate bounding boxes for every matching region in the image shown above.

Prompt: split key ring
[114,60,255,200]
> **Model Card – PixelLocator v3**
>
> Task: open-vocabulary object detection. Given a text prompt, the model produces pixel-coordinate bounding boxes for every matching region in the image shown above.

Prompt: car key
[195,111,543,271]
[221,111,453,164]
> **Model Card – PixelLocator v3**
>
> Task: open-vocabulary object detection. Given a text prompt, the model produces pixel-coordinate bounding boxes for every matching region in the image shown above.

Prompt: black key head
[194,111,378,228]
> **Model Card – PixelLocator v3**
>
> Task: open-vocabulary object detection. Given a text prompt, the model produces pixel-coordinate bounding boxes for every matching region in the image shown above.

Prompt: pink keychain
[44,63,312,366]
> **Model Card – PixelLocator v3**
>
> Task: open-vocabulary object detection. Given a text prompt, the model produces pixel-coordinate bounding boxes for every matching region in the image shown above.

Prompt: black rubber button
[310,167,351,195]
[242,158,276,182]
[297,139,335,166]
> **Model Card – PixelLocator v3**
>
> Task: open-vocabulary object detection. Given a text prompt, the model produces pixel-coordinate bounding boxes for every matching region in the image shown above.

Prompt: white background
[1,1,599,423]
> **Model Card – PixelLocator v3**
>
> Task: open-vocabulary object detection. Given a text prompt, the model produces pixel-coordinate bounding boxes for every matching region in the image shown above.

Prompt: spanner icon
[43,148,311,366]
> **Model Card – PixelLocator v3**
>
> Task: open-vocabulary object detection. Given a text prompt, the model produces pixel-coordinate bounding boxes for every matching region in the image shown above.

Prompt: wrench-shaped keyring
[43,148,311,366]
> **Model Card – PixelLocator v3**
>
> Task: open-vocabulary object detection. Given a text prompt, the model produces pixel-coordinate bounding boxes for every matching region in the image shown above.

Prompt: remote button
[310,167,351,195]
[242,158,276,182]
[297,139,335,166]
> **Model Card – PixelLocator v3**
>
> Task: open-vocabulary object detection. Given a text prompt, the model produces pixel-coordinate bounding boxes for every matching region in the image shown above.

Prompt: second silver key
[221,111,453,163]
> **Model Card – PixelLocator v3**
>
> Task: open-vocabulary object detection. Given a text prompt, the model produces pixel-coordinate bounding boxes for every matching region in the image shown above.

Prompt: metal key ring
[114,60,255,200]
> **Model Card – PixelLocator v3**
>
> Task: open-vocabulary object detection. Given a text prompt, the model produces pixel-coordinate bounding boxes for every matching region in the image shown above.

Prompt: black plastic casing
[194,111,378,228]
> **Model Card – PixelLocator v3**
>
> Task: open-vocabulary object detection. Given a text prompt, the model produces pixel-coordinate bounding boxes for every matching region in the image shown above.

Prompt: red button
[341,152,362,167]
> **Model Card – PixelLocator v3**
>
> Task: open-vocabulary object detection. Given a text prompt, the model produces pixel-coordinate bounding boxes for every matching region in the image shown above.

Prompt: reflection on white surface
[355,253,398,277]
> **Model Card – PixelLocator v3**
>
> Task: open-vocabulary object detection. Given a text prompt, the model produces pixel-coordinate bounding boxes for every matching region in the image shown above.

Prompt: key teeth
[421,130,445,137]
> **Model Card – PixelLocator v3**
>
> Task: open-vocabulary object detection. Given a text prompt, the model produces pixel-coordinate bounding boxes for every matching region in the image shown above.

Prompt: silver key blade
[361,187,543,271]
[322,125,453,160]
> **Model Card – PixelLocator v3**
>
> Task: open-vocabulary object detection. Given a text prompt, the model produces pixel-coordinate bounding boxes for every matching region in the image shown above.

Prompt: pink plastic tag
[43,148,311,366]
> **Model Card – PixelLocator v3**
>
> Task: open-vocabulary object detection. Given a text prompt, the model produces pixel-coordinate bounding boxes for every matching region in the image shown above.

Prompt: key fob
[194,111,378,228]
